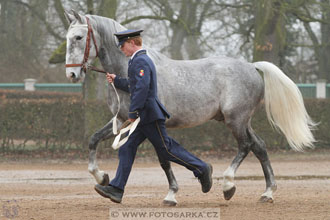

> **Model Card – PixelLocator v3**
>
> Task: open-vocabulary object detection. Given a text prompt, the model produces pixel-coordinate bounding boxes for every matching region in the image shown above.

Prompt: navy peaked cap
[114,29,143,47]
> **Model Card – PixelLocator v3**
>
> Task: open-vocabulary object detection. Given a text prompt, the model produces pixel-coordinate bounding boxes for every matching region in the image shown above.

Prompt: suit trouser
[110,119,208,190]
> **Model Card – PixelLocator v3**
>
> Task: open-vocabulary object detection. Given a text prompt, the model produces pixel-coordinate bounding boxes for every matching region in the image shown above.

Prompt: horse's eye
[76,36,83,41]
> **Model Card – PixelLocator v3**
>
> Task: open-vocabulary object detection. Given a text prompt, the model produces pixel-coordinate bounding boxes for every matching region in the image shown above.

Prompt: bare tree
[291,0,330,81]
[1,0,328,84]
[121,0,214,60]
[252,0,286,66]
[0,0,57,82]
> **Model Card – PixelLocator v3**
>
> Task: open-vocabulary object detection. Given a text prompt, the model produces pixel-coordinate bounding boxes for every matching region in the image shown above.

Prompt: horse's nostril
[70,72,76,78]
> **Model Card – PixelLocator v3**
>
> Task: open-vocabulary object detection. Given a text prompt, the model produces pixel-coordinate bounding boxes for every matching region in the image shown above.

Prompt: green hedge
[0,89,80,99]
[0,90,113,157]
[0,89,329,158]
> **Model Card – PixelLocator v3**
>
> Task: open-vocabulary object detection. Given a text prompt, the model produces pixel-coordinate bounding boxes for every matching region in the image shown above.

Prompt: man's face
[120,40,134,57]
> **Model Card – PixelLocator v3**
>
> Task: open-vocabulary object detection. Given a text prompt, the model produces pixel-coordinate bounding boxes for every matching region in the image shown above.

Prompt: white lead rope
[112,117,140,150]
[110,82,140,150]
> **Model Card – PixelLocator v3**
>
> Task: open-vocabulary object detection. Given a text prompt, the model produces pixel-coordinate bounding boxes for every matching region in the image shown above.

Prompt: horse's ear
[71,9,83,24]
[64,10,75,24]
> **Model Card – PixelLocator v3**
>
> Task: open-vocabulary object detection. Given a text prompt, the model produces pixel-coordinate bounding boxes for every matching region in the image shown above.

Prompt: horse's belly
[164,97,219,129]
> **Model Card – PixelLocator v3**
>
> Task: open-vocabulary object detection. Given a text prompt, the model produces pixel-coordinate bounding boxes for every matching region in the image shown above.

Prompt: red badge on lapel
[139,69,144,76]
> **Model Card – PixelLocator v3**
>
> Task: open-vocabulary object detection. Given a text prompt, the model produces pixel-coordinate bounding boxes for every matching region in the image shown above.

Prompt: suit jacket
[114,49,170,125]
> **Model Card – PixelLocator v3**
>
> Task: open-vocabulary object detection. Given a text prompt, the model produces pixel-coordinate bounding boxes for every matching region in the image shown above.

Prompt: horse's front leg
[159,160,179,206]
[88,119,119,185]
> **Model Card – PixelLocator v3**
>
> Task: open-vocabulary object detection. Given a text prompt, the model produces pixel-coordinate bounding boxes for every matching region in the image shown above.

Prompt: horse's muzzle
[69,72,81,83]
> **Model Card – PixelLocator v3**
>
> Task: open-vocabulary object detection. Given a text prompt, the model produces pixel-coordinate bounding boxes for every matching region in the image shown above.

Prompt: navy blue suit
[114,50,170,125]
[110,50,207,190]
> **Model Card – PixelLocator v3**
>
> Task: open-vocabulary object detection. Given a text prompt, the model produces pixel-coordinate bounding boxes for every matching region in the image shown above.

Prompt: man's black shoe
[198,163,213,193]
[94,184,123,203]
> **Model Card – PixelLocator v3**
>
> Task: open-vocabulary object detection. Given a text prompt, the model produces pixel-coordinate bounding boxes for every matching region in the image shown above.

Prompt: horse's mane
[88,15,169,65]
[88,15,125,50]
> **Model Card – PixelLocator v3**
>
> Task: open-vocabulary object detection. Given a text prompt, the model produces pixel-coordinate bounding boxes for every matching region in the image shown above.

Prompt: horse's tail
[253,61,316,151]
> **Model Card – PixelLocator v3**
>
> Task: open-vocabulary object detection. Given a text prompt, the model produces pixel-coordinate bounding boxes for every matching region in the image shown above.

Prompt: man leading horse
[94,29,213,203]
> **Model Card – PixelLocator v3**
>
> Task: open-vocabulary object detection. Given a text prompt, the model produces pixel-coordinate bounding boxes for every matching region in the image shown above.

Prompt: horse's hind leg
[222,121,252,200]
[250,130,277,203]
[222,115,277,202]
[88,119,117,185]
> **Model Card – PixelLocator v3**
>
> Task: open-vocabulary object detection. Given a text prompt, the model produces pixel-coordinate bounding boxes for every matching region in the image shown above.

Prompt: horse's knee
[89,133,99,150]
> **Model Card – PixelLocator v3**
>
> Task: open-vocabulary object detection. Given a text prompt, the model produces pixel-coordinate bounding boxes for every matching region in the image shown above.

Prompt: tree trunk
[53,0,69,29]
[319,0,330,81]
[87,0,94,14]
[253,0,286,66]
[184,1,203,60]
[0,0,8,53]
[186,34,202,60]
[169,22,186,59]
[98,0,117,19]
[169,1,188,60]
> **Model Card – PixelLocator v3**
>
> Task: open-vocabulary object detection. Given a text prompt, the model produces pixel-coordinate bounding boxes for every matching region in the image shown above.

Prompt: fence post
[316,79,327,98]
[24,79,37,91]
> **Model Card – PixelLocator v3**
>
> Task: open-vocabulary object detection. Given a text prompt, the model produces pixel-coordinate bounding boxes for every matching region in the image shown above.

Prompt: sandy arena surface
[0,152,330,220]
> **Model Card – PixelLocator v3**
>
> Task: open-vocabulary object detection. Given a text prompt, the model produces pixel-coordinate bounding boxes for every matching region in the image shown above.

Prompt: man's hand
[106,73,116,83]
[128,118,136,122]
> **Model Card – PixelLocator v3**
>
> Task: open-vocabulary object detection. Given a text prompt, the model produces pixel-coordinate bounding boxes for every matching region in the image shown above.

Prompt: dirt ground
[0,151,330,220]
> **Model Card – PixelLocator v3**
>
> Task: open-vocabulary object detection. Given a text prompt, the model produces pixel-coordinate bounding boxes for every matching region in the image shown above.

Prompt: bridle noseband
[65,17,99,73]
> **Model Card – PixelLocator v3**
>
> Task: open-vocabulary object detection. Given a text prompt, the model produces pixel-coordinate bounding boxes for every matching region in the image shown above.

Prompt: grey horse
[64,10,315,205]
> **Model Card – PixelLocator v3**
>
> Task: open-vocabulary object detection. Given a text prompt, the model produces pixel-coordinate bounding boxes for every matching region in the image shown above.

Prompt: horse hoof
[258,196,274,203]
[100,173,110,186]
[163,200,177,206]
[223,186,236,200]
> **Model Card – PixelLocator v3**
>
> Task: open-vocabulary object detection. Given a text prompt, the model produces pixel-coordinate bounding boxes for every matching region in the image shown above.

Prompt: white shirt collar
[130,48,145,60]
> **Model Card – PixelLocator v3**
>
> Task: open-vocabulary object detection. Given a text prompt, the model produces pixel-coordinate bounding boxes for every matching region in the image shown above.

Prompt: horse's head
[64,10,99,83]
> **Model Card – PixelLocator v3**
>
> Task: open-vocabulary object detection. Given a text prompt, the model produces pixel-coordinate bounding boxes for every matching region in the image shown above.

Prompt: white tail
[253,61,316,151]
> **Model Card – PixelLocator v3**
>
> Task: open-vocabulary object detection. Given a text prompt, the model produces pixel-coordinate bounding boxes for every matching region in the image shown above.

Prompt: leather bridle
[65,17,99,73]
